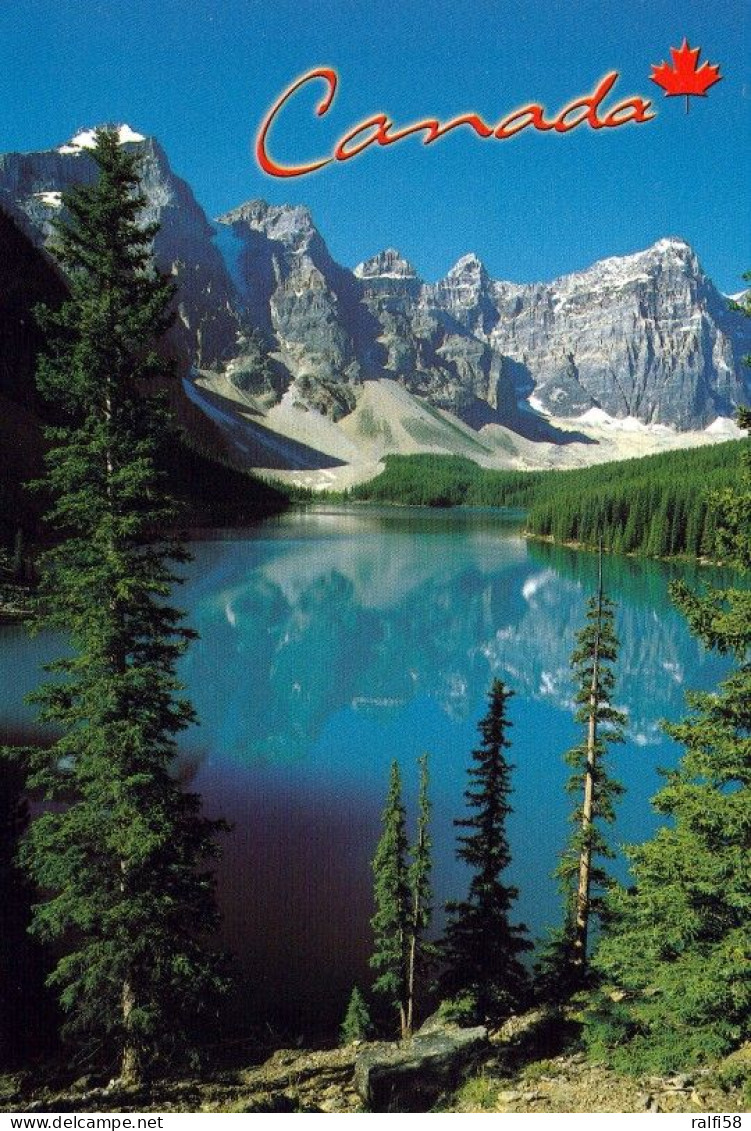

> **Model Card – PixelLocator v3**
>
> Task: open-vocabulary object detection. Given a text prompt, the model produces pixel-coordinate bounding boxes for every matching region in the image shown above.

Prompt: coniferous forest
[350,443,747,562]
[0,132,749,1113]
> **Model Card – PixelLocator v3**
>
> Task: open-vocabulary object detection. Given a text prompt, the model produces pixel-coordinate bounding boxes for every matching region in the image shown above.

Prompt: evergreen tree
[587,402,751,1072]
[536,551,625,1001]
[564,553,625,971]
[340,986,371,1044]
[406,752,433,1037]
[370,760,410,1038]
[441,680,530,1022]
[10,128,227,1082]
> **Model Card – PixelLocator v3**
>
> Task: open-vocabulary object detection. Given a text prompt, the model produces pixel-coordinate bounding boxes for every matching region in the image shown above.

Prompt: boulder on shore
[354,1023,489,1112]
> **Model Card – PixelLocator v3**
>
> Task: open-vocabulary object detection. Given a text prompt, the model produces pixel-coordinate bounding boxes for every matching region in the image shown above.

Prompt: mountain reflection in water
[0,507,732,1032]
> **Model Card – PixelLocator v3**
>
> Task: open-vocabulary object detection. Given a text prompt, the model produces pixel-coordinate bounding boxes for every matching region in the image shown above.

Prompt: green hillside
[349,454,545,508]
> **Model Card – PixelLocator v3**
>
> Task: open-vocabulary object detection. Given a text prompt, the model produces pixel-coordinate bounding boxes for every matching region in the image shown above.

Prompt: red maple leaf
[650,40,722,112]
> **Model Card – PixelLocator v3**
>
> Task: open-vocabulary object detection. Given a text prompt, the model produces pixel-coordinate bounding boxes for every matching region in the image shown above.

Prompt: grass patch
[453,1073,500,1112]
[521,1058,559,1083]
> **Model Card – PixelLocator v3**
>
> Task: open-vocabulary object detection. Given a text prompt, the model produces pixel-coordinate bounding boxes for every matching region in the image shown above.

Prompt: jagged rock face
[353,247,508,415]
[219,207,506,416]
[220,201,750,429]
[218,200,362,384]
[416,239,750,427]
[430,253,501,338]
[4,124,748,431]
[354,248,418,280]
[479,239,749,427]
[0,126,241,369]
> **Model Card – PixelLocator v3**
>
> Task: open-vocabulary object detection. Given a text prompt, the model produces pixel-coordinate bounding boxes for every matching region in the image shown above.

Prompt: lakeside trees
[441,680,530,1022]
[537,557,625,1000]
[587,408,751,1072]
[350,444,745,562]
[8,129,226,1081]
[361,402,749,1068]
[340,986,372,1044]
[562,555,626,976]
[370,755,434,1039]
[370,760,411,1038]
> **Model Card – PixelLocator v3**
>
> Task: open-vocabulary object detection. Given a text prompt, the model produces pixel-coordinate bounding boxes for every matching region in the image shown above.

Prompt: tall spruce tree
[406,752,433,1037]
[370,755,434,1039]
[441,680,530,1022]
[546,551,625,993]
[536,554,626,1002]
[13,128,226,1082]
[587,403,751,1072]
[370,760,410,1038]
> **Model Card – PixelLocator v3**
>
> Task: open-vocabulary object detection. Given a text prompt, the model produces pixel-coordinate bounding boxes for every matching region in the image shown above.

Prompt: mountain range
[1,124,749,491]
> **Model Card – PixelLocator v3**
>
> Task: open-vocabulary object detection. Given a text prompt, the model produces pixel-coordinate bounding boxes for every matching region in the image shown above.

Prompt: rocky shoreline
[3,1013,748,1115]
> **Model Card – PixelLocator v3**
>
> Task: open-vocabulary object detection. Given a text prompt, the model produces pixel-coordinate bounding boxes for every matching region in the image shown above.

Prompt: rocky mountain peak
[217,199,319,254]
[2,129,749,441]
[446,252,488,280]
[650,235,691,253]
[646,236,701,275]
[635,236,698,271]
[532,239,705,337]
[431,252,498,338]
[555,237,700,293]
[353,248,419,280]
[215,199,361,384]
[0,127,242,368]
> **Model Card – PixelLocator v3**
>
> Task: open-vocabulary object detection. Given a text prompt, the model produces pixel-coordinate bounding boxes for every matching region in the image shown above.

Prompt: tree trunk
[119,853,142,1084]
[399,1002,409,1043]
[120,978,141,1084]
[573,544,603,970]
[405,817,426,1040]
[105,386,114,491]
[405,930,416,1039]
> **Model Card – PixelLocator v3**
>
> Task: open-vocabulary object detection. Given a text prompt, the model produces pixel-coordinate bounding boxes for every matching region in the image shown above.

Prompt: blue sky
[2,0,749,292]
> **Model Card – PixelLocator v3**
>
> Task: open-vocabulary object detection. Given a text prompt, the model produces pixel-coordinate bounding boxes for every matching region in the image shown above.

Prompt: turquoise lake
[0,506,732,1033]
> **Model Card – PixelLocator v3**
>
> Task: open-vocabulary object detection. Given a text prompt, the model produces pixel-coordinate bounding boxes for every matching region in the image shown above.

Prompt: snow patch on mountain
[58,124,145,154]
[519,394,549,416]
[575,407,675,434]
[705,416,745,436]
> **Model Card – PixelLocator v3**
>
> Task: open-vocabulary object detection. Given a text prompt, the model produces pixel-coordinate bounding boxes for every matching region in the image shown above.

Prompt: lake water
[0,506,732,1034]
